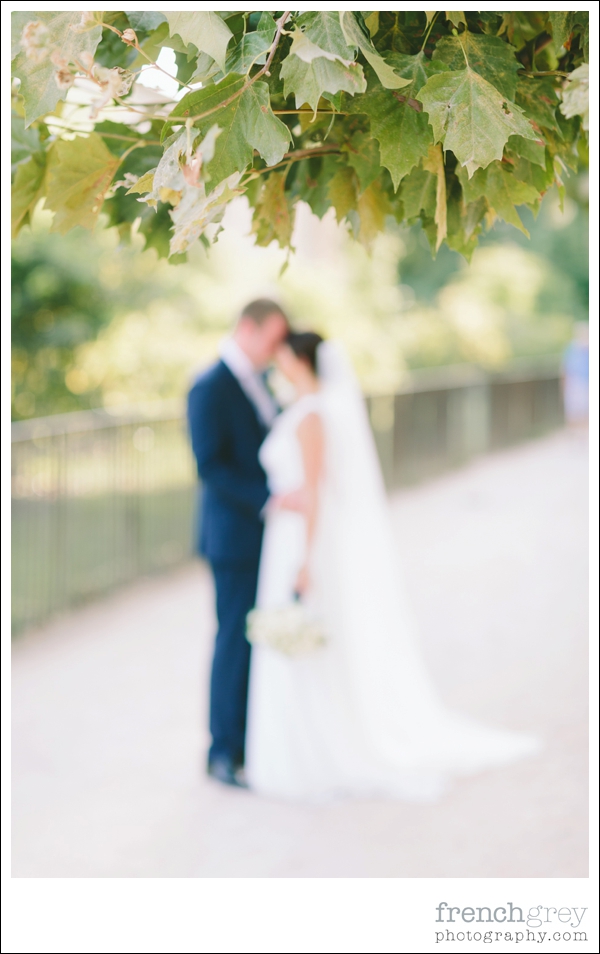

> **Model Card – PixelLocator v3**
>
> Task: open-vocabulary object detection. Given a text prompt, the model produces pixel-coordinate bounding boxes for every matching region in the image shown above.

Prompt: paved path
[12,431,588,877]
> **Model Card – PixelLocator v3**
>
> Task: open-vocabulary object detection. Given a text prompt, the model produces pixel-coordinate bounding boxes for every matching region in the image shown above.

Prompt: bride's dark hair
[286,331,324,374]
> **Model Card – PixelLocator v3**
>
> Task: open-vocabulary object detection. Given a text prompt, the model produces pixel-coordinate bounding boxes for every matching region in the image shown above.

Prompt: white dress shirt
[220,338,278,428]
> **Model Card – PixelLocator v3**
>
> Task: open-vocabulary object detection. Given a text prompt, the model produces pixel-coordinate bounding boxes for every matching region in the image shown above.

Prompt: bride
[245,332,539,801]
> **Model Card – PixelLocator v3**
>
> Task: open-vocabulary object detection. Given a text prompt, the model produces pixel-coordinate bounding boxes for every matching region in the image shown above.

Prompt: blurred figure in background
[187,300,289,788]
[562,322,589,432]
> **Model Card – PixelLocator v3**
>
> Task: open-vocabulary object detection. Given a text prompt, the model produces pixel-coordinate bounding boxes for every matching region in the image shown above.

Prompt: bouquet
[246,601,328,657]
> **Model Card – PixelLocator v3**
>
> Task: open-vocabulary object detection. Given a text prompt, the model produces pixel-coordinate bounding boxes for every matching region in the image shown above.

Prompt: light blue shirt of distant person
[562,336,589,423]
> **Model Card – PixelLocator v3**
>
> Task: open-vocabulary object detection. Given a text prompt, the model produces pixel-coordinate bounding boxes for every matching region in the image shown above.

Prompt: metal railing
[12,358,564,634]
[11,402,197,635]
[368,355,564,488]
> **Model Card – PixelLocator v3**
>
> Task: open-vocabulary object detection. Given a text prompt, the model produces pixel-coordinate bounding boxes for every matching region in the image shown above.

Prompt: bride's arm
[294,411,324,593]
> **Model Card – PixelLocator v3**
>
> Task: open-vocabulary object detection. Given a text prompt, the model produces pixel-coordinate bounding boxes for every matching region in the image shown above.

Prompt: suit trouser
[208,562,259,766]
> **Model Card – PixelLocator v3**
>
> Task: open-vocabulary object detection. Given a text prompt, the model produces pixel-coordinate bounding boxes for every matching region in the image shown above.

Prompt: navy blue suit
[187,360,270,767]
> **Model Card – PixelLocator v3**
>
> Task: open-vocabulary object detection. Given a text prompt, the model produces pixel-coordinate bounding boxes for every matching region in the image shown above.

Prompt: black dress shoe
[207,758,248,788]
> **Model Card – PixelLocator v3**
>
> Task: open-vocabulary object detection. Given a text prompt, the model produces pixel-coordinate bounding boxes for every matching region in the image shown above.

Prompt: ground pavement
[12,430,588,877]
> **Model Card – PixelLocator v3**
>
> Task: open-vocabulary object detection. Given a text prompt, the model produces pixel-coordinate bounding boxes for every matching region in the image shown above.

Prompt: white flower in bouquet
[246,603,327,657]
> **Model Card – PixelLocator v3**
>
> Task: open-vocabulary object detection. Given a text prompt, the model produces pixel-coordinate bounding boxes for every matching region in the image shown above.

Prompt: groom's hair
[240,299,289,327]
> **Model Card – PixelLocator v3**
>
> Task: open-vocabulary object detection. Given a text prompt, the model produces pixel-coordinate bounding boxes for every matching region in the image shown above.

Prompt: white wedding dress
[245,342,540,801]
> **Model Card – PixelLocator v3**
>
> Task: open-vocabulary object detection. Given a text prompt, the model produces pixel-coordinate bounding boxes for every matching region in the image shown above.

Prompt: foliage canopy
[11,10,589,260]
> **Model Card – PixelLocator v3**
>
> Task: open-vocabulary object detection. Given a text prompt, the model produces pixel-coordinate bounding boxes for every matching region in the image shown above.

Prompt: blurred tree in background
[11,220,200,419]
[12,171,587,419]
[12,230,112,418]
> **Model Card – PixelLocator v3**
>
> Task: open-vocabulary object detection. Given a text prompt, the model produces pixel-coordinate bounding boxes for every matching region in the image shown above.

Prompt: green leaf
[340,12,411,89]
[167,76,291,184]
[422,143,447,251]
[225,17,275,75]
[387,50,446,95]
[322,91,343,111]
[342,131,380,194]
[348,54,439,190]
[11,12,34,59]
[126,170,156,195]
[401,164,437,220]
[11,113,41,172]
[417,67,537,177]
[289,155,338,218]
[356,179,390,246]
[44,133,120,234]
[327,165,357,221]
[11,12,103,126]
[363,12,380,38]
[280,55,366,113]
[548,11,588,51]
[237,82,292,166]
[163,12,233,71]
[433,32,521,100]
[251,172,295,248]
[137,202,175,259]
[170,173,244,255]
[296,11,355,61]
[509,154,555,198]
[126,12,167,33]
[507,134,546,168]
[445,181,486,261]
[445,12,467,29]
[515,77,560,133]
[188,51,221,86]
[165,76,243,140]
[11,155,45,236]
[456,161,540,235]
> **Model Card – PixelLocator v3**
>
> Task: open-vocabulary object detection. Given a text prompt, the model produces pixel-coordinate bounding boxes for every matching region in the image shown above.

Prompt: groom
[187,300,289,787]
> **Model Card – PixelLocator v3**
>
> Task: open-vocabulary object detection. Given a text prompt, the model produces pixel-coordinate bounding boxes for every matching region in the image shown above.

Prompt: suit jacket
[187,360,270,566]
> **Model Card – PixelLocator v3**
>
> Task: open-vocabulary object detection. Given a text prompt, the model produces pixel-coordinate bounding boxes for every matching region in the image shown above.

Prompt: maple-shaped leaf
[548,11,588,51]
[163,12,233,71]
[506,134,546,168]
[44,133,120,234]
[295,11,355,61]
[126,13,166,33]
[342,130,380,193]
[508,154,555,202]
[170,173,244,255]
[422,143,447,251]
[515,77,561,133]
[356,179,390,246]
[12,12,103,126]
[11,113,41,172]
[166,76,291,185]
[400,165,437,220]
[456,161,540,235]
[434,32,521,100]
[327,165,358,221]
[252,172,295,248]
[289,155,339,219]
[225,14,276,75]
[340,12,411,90]
[11,155,45,236]
[348,53,443,190]
[418,66,537,177]
[12,12,35,59]
[445,180,487,261]
[280,54,366,113]
[445,12,467,29]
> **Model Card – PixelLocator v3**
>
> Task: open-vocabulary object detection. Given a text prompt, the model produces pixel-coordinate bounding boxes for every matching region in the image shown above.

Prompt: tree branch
[161,10,292,130]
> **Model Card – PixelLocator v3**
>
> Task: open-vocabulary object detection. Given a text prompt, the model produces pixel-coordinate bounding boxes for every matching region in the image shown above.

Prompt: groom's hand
[272,489,307,513]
